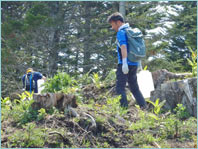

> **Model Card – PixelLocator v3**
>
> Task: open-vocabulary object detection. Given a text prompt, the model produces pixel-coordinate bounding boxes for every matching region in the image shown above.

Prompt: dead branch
[152,141,161,148]
[83,112,97,130]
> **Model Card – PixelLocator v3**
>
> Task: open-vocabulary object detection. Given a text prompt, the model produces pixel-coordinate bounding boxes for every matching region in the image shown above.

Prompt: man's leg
[128,65,146,107]
[116,64,128,108]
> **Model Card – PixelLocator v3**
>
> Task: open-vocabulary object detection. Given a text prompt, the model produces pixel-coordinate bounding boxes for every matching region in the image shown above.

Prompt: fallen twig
[72,120,88,133]
[152,141,161,148]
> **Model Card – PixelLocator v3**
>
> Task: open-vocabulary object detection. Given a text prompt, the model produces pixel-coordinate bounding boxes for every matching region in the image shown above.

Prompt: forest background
[1,1,197,98]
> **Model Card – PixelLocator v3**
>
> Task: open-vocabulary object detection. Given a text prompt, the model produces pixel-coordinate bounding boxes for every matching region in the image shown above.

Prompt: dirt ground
[1,85,197,148]
[1,103,196,148]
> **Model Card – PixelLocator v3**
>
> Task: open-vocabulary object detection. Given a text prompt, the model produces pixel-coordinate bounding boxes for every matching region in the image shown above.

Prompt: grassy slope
[1,72,197,148]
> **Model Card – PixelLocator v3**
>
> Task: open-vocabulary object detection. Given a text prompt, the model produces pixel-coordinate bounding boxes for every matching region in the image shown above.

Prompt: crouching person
[22,68,46,93]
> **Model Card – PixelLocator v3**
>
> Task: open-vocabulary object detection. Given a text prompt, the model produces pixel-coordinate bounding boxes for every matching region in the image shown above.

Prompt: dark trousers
[116,64,146,108]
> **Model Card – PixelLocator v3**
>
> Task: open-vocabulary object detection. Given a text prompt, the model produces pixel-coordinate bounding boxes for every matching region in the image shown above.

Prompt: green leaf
[143,65,148,70]
[155,98,159,106]
[148,113,159,120]
[146,99,155,107]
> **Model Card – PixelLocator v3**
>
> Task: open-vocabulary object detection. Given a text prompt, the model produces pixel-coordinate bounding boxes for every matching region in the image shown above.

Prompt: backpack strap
[29,73,32,93]
[25,72,34,93]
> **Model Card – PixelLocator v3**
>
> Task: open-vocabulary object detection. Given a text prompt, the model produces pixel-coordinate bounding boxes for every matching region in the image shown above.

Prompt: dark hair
[107,12,124,23]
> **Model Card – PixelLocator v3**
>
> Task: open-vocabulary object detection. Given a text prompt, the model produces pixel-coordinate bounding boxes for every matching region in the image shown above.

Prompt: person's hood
[118,23,130,31]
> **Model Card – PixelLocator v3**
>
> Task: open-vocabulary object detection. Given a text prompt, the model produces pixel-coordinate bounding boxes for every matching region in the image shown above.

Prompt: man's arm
[120,45,129,74]
[117,30,129,74]
[120,45,127,59]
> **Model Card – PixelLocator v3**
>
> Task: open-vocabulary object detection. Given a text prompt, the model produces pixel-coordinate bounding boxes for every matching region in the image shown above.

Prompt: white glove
[122,58,129,74]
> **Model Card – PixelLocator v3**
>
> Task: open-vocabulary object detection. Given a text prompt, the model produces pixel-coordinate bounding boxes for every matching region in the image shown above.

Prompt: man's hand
[122,58,129,74]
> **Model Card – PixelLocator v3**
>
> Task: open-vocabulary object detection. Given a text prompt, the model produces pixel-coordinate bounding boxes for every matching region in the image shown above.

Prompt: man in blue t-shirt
[107,12,146,109]
[22,68,46,93]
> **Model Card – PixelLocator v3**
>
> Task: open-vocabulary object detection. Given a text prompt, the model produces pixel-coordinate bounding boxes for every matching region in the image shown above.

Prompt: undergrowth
[1,71,197,148]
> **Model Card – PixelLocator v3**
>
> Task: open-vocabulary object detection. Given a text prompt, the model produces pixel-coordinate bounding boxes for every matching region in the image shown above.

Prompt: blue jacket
[117,23,139,66]
[22,72,43,93]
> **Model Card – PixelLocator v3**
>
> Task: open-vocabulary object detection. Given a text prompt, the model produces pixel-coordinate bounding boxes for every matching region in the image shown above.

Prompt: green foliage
[147,98,166,116]
[103,69,116,86]
[103,142,110,148]
[95,115,106,124]
[132,133,158,146]
[24,3,50,29]
[8,122,46,148]
[129,118,151,131]
[1,97,12,108]
[1,2,197,148]
[18,91,34,101]
[11,99,37,125]
[6,92,37,125]
[129,105,155,131]
[1,97,12,121]
[187,47,197,77]
[2,20,24,36]
[179,117,197,140]
[159,115,180,139]
[105,96,120,115]
[174,104,190,120]
[42,72,76,93]
[77,72,92,86]
[164,1,197,71]
[1,92,50,126]
[145,98,166,121]
[82,140,91,148]
[143,65,148,70]
[91,72,102,89]
[2,1,197,98]
[147,58,184,72]
[37,108,47,121]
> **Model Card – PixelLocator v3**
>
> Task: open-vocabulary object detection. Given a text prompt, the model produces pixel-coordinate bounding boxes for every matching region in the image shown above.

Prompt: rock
[150,77,197,117]
[151,69,191,89]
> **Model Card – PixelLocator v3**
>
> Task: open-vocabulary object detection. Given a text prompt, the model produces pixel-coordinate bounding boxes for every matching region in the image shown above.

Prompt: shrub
[187,47,197,77]
[8,122,46,148]
[42,71,76,93]
[174,104,190,120]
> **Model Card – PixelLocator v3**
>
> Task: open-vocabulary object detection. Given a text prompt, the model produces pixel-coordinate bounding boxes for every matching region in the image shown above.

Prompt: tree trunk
[119,2,126,19]
[47,2,60,76]
[83,2,91,73]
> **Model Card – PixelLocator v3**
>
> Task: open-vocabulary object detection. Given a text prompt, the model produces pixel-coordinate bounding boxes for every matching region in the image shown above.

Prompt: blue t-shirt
[116,25,139,66]
[22,72,43,93]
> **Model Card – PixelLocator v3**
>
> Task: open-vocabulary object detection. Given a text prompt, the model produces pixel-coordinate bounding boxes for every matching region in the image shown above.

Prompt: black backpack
[25,73,36,92]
